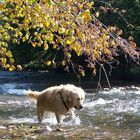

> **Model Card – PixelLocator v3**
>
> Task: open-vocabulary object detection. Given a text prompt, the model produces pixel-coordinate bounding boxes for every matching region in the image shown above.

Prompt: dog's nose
[79,105,83,110]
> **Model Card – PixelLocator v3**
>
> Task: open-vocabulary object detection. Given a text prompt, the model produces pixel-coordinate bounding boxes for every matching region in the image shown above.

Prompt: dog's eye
[77,97,80,101]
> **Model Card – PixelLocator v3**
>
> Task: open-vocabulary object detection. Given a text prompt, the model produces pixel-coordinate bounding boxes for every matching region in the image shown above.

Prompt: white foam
[0,83,28,95]
[43,115,81,126]
[0,100,31,106]
[9,117,37,123]
[113,99,140,114]
[0,126,7,129]
[9,113,81,126]
[43,114,57,125]
[7,100,22,105]
[85,98,113,107]
[99,87,126,95]
[0,101,6,105]
[133,90,140,95]
[7,89,27,95]
[100,86,140,95]
[85,96,140,115]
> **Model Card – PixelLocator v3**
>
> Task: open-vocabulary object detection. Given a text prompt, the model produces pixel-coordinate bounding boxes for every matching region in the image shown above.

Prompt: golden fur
[27,84,85,123]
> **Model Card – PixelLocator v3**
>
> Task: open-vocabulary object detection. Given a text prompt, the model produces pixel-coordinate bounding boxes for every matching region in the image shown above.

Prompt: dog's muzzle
[74,105,83,110]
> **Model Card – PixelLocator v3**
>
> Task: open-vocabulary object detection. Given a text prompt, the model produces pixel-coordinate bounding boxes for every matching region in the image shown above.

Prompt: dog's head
[62,84,85,110]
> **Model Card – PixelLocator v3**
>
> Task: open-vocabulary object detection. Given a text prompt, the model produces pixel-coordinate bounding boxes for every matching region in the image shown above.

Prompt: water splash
[9,115,81,126]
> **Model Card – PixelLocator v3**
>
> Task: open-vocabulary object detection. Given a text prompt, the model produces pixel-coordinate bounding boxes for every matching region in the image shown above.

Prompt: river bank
[0,122,139,140]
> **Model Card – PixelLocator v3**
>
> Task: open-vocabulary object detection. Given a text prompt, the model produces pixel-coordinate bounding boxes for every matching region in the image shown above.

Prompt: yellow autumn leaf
[66,36,75,45]
[44,43,49,51]
[44,21,50,27]
[66,39,73,45]
[93,68,96,75]
[32,43,36,47]
[10,58,15,63]
[104,49,111,55]
[62,60,66,66]
[1,58,7,63]
[5,64,10,69]
[9,65,15,71]
[103,41,108,47]
[70,42,81,55]
[46,60,51,66]
[6,50,12,58]
[58,27,66,34]
[67,0,73,4]
[86,2,94,9]
[53,45,57,49]
[81,10,91,22]
[95,11,99,18]
[79,4,83,9]
[67,53,71,58]
[110,40,116,47]
[81,70,85,77]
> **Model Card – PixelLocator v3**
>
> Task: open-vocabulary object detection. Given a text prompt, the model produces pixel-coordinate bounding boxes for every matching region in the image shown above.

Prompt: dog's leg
[71,109,76,120]
[55,113,62,123]
[63,109,76,122]
[37,106,44,123]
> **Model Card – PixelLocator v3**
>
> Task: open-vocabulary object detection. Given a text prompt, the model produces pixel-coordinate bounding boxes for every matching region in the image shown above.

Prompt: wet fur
[27,84,85,123]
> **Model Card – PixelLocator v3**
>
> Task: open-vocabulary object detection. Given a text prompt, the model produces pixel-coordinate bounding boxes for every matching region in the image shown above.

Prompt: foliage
[94,0,140,76]
[97,0,140,47]
[0,0,139,76]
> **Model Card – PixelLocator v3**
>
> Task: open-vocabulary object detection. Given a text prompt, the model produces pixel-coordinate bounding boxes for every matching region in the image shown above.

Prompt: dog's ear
[61,88,74,102]
[67,91,74,102]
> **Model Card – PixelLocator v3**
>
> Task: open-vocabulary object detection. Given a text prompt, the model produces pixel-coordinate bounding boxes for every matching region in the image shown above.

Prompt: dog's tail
[27,90,40,100]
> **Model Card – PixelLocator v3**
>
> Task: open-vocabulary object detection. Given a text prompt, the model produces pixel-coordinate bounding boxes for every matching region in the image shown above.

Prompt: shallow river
[0,71,140,139]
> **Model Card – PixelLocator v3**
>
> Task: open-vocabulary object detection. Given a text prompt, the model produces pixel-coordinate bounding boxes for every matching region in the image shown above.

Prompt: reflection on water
[0,83,140,139]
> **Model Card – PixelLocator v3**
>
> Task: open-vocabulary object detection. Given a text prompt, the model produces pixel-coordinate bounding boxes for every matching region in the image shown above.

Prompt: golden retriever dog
[27,84,85,123]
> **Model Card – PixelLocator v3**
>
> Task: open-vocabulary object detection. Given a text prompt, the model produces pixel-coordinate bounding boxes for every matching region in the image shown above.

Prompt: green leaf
[46,0,52,5]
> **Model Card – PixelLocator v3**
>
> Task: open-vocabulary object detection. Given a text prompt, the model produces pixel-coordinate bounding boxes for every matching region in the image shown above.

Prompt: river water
[0,71,140,139]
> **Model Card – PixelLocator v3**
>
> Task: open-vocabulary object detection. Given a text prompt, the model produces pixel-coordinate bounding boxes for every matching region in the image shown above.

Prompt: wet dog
[27,84,85,123]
